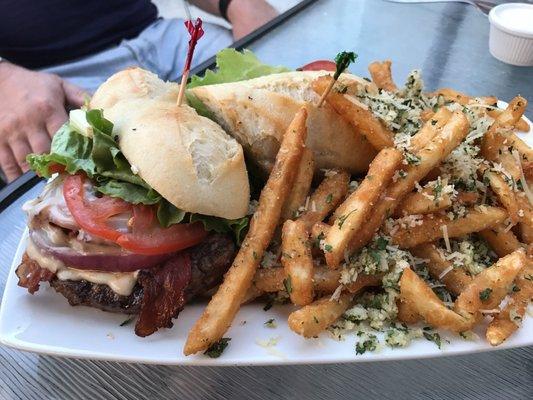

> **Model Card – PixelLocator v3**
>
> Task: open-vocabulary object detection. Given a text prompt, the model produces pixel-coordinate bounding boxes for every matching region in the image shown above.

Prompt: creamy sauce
[26,239,139,296]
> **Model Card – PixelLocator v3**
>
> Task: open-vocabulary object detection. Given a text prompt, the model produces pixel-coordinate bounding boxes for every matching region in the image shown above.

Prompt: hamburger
[16,68,250,337]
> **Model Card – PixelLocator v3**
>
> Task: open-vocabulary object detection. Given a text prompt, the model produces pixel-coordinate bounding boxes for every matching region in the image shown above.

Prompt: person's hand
[227,0,278,40]
[0,62,86,182]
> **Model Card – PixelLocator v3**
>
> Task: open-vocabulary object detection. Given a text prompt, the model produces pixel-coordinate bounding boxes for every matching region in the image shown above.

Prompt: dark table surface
[1,0,532,399]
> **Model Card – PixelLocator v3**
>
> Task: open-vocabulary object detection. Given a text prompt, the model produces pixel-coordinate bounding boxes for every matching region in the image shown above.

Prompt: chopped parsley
[479,288,492,302]
[355,334,378,355]
[324,244,333,252]
[510,284,521,293]
[338,209,356,229]
[204,338,231,358]
[423,331,442,349]
[375,236,389,250]
[404,152,421,165]
[326,193,333,204]
[119,317,135,327]
[264,318,277,328]
[283,275,293,294]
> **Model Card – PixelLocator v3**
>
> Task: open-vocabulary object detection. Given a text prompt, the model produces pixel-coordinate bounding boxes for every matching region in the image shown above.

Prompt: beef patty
[21,233,235,314]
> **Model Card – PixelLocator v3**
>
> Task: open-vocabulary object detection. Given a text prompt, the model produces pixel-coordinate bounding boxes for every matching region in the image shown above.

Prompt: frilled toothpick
[317,51,357,107]
[177,18,205,107]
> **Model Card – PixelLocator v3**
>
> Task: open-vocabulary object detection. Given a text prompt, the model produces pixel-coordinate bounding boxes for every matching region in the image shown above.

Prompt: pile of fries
[184,60,533,356]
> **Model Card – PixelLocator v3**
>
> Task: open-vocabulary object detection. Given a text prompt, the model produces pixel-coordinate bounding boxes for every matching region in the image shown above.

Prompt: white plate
[1,102,532,366]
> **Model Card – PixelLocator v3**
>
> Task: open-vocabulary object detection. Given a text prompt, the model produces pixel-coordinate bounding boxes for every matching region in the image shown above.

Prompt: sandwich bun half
[189,70,377,174]
[90,68,250,220]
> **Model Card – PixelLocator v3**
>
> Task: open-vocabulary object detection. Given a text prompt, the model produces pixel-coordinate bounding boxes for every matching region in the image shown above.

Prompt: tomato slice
[116,205,208,255]
[63,174,131,242]
[300,60,336,71]
[63,174,208,256]
[48,164,66,175]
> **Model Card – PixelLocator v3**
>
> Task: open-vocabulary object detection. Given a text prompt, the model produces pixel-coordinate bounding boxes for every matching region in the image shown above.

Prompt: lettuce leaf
[190,214,249,245]
[27,124,96,177]
[27,109,249,240]
[188,49,290,88]
[97,180,161,205]
[156,200,187,228]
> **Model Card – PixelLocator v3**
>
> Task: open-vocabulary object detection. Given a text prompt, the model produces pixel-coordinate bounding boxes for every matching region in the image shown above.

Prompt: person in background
[0,0,277,183]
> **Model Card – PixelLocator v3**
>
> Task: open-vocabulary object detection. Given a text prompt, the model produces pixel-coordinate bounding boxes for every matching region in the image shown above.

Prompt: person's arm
[189,0,278,40]
[0,61,86,182]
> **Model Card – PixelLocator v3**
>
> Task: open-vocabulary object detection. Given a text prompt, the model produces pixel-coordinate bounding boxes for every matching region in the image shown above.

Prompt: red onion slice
[30,229,175,272]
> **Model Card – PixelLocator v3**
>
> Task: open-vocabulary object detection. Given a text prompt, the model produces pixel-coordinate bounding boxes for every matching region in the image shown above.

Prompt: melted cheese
[26,239,138,296]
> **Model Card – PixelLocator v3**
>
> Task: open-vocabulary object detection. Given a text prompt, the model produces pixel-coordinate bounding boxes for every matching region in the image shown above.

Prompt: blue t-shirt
[0,0,158,69]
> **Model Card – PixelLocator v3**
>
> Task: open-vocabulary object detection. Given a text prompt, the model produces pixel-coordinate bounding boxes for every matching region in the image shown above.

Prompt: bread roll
[90,68,250,220]
[189,71,377,174]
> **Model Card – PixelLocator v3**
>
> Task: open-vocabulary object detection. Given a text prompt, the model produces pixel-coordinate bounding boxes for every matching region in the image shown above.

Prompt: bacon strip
[135,252,192,337]
[16,254,55,294]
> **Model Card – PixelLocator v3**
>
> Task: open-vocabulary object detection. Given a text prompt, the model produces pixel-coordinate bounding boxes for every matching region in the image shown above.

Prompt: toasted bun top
[190,71,376,174]
[90,68,250,220]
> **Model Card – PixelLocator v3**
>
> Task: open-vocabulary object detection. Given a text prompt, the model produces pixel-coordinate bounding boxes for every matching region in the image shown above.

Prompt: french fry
[184,108,308,355]
[481,168,523,223]
[351,111,470,252]
[397,297,420,324]
[410,107,452,151]
[399,268,472,332]
[483,157,533,239]
[390,206,507,249]
[497,150,521,181]
[420,109,435,122]
[242,284,264,304]
[395,189,450,217]
[507,132,533,162]
[344,274,383,293]
[515,117,530,132]
[455,249,526,321]
[486,263,533,346]
[324,148,403,268]
[411,243,472,296]
[311,222,331,242]
[457,191,480,204]
[487,109,529,132]
[288,293,354,338]
[281,148,314,221]
[479,224,522,257]
[253,267,287,293]
[252,265,380,296]
[520,223,533,245]
[395,189,478,217]
[312,75,395,150]
[253,265,339,294]
[368,60,398,92]
[281,219,315,306]
[431,88,471,105]
[514,117,531,132]
[298,170,350,230]
[482,96,528,161]
[523,161,533,181]
[431,88,497,106]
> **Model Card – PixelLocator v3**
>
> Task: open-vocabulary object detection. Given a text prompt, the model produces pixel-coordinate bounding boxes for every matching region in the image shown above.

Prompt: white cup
[488,3,533,66]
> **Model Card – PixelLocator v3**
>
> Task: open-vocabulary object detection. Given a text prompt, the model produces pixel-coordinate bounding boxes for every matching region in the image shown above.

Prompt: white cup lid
[489,3,533,39]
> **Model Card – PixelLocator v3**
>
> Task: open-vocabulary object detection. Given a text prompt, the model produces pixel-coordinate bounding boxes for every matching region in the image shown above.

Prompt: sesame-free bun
[189,71,377,173]
[90,68,250,220]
